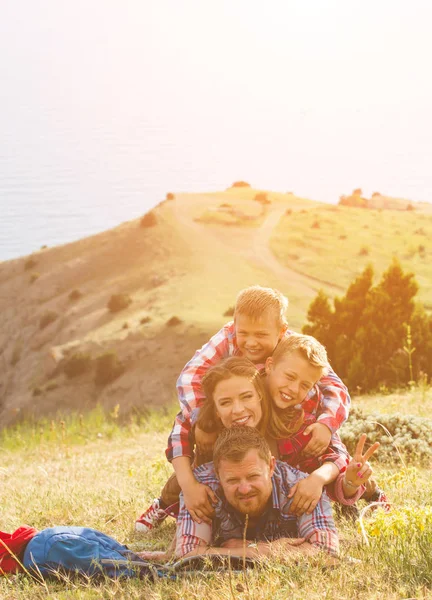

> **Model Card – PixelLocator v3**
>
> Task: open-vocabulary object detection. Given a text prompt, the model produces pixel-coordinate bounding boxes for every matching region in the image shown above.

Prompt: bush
[122,322,129,329]
[231,181,250,188]
[140,212,157,228]
[39,311,58,329]
[285,209,292,216]
[166,316,182,327]
[24,257,37,270]
[33,386,42,397]
[63,352,93,378]
[223,306,235,317]
[45,380,58,391]
[311,220,320,229]
[340,407,432,465]
[140,316,151,324]
[254,192,271,204]
[107,294,132,313]
[94,352,125,386]
[69,289,83,301]
[30,272,40,283]
[359,246,370,256]
[166,192,175,200]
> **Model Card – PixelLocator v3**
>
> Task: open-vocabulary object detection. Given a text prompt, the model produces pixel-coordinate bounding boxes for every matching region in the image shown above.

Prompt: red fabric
[0,526,38,575]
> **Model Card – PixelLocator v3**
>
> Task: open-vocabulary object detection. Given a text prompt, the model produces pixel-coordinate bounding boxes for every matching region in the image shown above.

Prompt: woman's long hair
[197,357,269,436]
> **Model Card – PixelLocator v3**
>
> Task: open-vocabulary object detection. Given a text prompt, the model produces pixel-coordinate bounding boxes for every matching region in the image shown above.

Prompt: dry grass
[270,204,432,308]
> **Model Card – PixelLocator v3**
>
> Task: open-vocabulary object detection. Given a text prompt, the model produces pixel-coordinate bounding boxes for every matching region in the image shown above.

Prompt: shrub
[94,352,125,386]
[166,192,175,200]
[69,289,83,301]
[285,209,292,216]
[359,246,370,256]
[122,322,129,329]
[45,380,58,391]
[166,316,182,327]
[223,306,235,317]
[63,352,93,378]
[140,212,157,228]
[107,294,132,313]
[30,272,40,283]
[140,316,151,324]
[24,257,37,271]
[254,192,270,204]
[33,386,42,397]
[231,181,250,188]
[39,311,58,329]
[311,220,320,229]
[339,234,347,240]
[419,245,426,255]
[340,407,432,465]
[406,203,415,211]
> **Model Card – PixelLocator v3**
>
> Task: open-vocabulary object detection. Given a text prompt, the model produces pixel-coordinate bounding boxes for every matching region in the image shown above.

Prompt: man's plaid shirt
[166,321,351,461]
[175,460,340,558]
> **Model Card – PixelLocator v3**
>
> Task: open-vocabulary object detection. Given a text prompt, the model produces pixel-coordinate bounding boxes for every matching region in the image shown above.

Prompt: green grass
[1,395,432,599]
[270,204,432,307]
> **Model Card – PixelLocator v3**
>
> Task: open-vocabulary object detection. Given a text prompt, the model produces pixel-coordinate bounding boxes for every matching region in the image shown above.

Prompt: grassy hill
[270,202,432,310]
[1,187,432,427]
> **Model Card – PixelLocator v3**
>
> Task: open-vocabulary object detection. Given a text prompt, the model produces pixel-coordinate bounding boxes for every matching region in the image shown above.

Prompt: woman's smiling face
[213,375,263,429]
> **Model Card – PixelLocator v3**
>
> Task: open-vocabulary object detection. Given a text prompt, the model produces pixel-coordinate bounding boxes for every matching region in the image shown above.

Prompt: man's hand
[343,434,380,495]
[303,423,332,457]
[287,474,325,516]
[183,480,218,524]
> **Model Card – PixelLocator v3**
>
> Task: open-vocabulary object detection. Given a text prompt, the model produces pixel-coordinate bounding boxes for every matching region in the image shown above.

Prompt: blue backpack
[22,526,163,580]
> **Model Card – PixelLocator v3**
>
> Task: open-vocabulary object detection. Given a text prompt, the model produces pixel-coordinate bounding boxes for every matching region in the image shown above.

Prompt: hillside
[1,188,431,428]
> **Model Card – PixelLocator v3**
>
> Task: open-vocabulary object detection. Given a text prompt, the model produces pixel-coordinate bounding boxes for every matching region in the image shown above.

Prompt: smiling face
[235,310,285,364]
[265,350,323,410]
[218,448,275,517]
[213,375,263,429]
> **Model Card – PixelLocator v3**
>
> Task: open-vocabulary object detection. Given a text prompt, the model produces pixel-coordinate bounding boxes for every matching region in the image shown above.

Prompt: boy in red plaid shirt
[136,285,353,532]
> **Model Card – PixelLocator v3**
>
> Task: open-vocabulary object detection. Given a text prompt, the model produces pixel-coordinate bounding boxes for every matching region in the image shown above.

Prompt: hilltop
[1,187,431,427]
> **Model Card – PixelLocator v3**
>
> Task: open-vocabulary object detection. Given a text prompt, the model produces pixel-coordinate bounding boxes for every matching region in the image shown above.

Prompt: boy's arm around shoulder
[314,366,351,434]
[176,322,234,418]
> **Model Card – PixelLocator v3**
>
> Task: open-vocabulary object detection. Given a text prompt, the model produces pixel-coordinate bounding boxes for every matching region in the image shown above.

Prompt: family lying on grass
[1,286,389,577]
[134,285,388,562]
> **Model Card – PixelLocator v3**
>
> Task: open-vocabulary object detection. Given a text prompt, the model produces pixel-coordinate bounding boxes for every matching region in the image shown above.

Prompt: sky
[1,0,432,255]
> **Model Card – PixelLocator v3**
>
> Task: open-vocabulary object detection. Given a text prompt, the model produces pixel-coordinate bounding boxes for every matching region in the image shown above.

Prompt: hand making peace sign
[344,433,380,489]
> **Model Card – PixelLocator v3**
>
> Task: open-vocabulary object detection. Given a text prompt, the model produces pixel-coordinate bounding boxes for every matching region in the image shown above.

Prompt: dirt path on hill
[171,195,341,296]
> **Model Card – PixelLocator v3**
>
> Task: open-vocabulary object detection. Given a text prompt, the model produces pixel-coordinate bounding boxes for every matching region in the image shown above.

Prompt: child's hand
[344,434,380,490]
[183,480,218,524]
[287,473,325,516]
[303,423,332,457]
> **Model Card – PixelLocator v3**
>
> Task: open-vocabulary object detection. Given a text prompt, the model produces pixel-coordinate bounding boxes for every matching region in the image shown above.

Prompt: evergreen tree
[348,259,418,390]
[302,289,334,355]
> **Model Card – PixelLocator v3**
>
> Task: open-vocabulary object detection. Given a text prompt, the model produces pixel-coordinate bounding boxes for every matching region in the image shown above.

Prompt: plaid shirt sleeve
[301,366,351,434]
[175,463,220,557]
[176,322,234,418]
[279,463,339,556]
[296,488,339,556]
[326,473,365,505]
[167,323,234,461]
[165,410,194,462]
